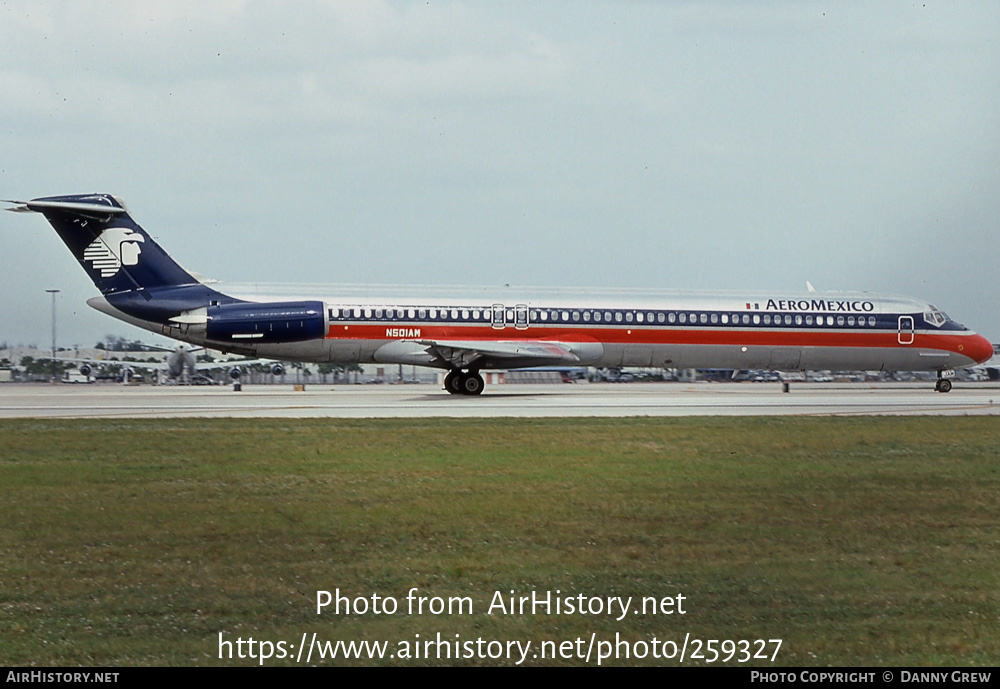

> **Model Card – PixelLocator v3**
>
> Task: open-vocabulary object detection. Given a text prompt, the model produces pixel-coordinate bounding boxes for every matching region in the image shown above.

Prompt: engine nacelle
[270,363,285,376]
[78,364,91,377]
[206,300,325,344]
[229,366,242,380]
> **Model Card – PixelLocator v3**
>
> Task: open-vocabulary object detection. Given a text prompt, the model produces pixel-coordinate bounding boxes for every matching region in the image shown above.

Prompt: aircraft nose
[965,333,994,365]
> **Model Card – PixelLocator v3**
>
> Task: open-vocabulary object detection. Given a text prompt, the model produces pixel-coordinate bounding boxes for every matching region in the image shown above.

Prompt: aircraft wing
[415,339,580,370]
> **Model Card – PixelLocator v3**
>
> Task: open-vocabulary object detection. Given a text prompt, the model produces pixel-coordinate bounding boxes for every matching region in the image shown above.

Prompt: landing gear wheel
[444,370,461,394]
[935,378,952,393]
[459,372,485,396]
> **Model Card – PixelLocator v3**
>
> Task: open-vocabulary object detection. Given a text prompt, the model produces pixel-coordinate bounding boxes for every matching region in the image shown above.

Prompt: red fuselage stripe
[325,324,977,356]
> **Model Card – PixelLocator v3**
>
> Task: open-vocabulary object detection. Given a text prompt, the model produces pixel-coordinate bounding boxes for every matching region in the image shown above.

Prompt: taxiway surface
[2,382,999,418]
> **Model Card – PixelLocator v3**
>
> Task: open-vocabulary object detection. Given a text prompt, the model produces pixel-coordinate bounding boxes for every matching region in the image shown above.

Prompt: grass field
[1,417,998,666]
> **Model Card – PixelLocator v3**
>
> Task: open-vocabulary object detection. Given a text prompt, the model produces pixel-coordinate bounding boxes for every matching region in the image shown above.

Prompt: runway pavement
[2,381,999,418]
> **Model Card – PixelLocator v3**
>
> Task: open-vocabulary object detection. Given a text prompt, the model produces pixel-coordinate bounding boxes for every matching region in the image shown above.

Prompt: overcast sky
[2,1,998,349]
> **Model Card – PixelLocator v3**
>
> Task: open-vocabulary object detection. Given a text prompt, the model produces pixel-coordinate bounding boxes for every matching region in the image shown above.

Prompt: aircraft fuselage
[10,193,992,396]
[88,288,992,375]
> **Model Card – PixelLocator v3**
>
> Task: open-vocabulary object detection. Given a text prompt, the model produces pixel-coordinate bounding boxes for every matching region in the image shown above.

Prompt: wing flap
[413,339,580,369]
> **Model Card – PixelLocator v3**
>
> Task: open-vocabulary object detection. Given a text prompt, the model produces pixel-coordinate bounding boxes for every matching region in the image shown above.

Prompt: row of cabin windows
[331,307,488,321]
[329,307,882,328]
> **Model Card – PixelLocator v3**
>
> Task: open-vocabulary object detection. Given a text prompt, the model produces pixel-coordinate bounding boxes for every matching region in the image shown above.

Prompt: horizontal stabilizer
[3,200,34,213]
[5,198,127,217]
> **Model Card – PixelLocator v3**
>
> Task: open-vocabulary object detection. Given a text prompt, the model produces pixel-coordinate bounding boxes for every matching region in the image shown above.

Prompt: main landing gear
[935,370,954,393]
[444,370,485,396]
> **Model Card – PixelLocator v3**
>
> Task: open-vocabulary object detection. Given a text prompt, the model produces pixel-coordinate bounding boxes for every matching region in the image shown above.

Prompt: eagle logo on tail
[82,228,145,278]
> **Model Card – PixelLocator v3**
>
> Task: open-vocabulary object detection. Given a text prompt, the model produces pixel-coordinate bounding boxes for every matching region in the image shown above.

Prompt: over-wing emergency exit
[6,194,993,394]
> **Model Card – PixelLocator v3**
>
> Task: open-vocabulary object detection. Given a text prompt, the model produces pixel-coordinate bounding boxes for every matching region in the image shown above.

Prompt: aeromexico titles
[6,194,992,395]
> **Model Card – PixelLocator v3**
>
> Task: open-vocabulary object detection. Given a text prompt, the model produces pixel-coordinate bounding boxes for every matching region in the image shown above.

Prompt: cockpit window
[924,310,947,327]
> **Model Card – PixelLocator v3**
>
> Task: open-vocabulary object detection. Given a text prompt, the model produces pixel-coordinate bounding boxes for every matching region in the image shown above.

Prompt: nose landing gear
[935,370,954,393]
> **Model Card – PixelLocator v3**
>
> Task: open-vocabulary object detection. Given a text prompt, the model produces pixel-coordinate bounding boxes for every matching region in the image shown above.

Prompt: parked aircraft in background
[138,343,285,384]
[6,194,993,394]
[60,344,285,384]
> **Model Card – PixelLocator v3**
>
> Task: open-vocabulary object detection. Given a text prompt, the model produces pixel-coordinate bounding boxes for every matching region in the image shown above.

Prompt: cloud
[2,1,999,344]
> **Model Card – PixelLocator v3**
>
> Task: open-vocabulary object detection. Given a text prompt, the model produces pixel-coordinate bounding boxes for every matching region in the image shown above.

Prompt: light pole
[46,289,59,382]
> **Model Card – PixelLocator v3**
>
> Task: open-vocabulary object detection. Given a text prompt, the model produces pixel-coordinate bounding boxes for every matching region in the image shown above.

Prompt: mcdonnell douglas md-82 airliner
[6,194,992,394]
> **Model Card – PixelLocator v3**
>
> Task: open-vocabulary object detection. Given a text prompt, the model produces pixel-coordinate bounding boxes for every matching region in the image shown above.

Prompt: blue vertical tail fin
[6,194,198,294]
